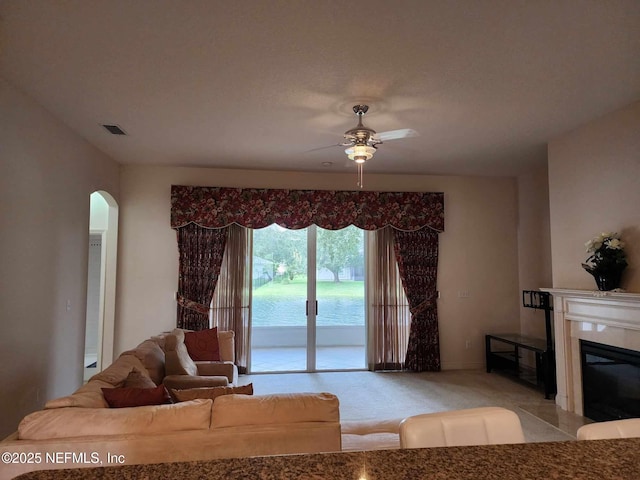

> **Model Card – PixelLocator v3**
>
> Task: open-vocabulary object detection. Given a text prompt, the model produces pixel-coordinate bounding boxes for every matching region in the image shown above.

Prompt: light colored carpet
[240,369,584,445]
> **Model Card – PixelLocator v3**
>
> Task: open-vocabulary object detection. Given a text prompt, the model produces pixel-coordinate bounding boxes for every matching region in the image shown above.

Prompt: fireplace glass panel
[580,340,640,422]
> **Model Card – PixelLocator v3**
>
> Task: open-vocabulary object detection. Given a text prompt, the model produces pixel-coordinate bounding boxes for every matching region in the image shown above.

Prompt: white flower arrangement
[582,232,627,278]
[585,232,626,254]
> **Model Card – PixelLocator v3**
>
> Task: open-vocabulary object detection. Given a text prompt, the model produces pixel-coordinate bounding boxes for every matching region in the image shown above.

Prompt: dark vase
[587,266,626,291]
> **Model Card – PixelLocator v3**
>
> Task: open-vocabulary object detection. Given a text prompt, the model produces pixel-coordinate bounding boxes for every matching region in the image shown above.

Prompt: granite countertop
[14,438,640,480]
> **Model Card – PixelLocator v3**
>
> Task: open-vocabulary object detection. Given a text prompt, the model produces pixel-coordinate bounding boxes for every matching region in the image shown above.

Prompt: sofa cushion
[165,329,198,376]
[149,332,170,351]
[44,379,112,409]
[44,358,151,410]
[88,354,147,386]
[102,384,168,408]
[172,383,253,402]
[121,340,166,385]
[18,399,212,440]
[123,368,157,388]
[211,393,340,429]
[163,375,229,401]
[341,418,402,451]
[184,327,221,361]
[194,360,236,379]
[171,329,235,362]
[217,330,235,362]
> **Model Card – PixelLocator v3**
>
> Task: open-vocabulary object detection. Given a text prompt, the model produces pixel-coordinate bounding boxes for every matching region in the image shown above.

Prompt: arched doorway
[84,191,119,380]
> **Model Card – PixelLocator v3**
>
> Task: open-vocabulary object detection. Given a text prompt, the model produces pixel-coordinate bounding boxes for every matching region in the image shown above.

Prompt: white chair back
[577,418,640,440]
[399,407,525,448]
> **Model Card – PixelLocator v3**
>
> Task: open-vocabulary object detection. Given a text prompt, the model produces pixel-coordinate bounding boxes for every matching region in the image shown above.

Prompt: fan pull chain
[357,163,364,189]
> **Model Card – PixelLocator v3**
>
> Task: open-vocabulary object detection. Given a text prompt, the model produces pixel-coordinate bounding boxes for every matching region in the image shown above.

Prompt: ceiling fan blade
[305,143,344,153]
[375,128,419,142]
[305,140,354,153]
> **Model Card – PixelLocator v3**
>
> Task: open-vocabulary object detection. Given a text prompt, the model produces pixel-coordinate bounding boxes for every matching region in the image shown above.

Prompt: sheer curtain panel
[210,224,251,373]
[368,227,411,370]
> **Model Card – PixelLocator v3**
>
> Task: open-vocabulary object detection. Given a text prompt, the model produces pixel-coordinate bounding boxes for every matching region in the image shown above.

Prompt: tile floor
[245,347,592,441]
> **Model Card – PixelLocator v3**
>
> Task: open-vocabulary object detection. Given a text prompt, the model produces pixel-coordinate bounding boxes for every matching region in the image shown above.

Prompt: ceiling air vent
[102,124,127,135]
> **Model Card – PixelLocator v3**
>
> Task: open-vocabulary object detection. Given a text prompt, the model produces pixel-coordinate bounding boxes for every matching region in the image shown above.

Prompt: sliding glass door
[250,224,365,372]
[251,225,308,371]
[314,226,365,370]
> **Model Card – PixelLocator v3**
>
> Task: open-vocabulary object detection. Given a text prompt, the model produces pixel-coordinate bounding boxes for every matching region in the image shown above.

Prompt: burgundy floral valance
[171,185,444,232]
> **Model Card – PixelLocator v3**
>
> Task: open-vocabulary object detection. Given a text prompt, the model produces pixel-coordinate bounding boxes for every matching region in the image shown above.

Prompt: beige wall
[0,78,120,437]
[117,165,520,370]
[548,101,640,292]
[517,164,553,338]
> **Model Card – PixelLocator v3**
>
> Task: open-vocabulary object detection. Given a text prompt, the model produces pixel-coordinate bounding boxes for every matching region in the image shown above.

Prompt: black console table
[485,333,555,398]
[485,291,556,399]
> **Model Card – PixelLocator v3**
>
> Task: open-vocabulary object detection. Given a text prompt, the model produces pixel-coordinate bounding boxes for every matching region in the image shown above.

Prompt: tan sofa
[0,332,341,479]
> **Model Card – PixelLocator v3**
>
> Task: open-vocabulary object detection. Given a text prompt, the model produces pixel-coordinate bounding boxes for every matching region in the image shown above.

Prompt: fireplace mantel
[540,288,640,414]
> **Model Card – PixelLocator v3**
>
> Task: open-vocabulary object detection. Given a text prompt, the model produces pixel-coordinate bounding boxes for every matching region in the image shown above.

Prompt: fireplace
[581,340,640,421]
[541,289,640,416]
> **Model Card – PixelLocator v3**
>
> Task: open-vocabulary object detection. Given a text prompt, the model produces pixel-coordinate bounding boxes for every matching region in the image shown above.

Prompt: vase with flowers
[581,232,627,291]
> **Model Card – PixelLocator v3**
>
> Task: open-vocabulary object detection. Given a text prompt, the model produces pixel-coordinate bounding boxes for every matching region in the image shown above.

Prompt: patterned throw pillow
[171,383,253,403]
[184,327,221,361]
[101,384,169,408]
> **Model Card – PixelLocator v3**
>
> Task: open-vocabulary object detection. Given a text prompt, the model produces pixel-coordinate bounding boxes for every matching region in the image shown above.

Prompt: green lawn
[253,276,364,299]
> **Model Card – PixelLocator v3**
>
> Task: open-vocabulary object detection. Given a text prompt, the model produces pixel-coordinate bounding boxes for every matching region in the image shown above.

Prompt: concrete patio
[250,345,366,373]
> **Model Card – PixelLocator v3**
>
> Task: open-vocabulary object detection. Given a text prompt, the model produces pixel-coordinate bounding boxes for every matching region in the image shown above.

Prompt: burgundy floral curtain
[171,186,444,232]
[394,229,440,371]
[172,185,444,363]
[176,223,228,330]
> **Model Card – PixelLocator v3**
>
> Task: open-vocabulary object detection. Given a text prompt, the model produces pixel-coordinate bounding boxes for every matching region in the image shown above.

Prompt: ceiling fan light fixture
[345,144,376,163]
[338,104,415,189]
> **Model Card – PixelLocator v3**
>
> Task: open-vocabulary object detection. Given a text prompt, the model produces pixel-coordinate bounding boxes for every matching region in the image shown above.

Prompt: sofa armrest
[195,361,238,385]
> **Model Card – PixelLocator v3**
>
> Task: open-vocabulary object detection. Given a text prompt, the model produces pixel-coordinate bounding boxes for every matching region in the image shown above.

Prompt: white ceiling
[1,0,639,176]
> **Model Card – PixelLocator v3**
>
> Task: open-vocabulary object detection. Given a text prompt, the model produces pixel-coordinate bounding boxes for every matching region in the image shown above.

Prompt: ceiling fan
[315,105,417,188]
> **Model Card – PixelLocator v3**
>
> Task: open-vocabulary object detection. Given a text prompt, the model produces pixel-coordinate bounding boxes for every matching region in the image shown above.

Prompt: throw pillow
[123,368,157,389]
[165,330,198,376]
[121,340,166,385]
[184,327,221,361]
[171,383,253,403]
[102,384,168,408]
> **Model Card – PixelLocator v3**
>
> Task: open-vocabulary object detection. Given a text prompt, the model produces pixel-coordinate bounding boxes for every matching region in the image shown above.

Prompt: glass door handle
[306,301,318,316]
